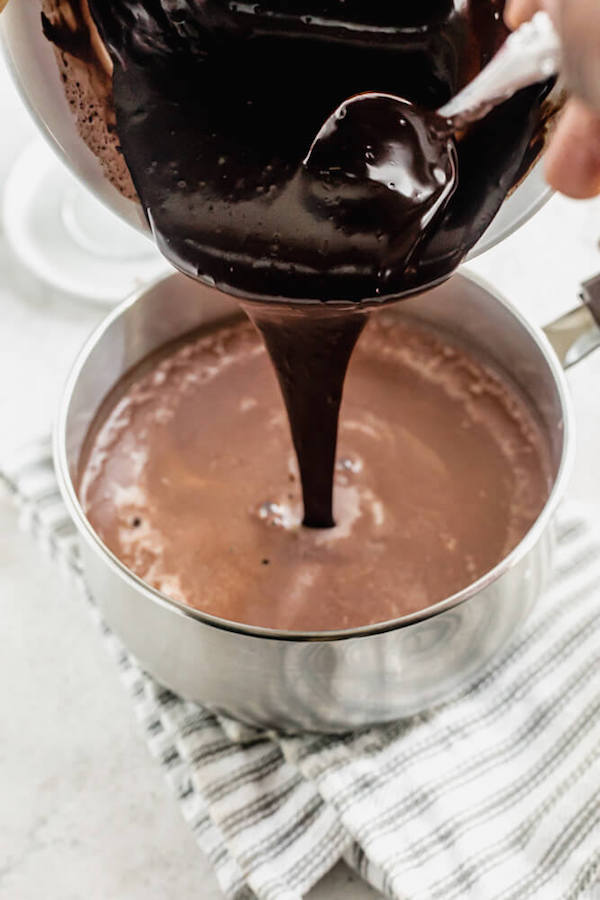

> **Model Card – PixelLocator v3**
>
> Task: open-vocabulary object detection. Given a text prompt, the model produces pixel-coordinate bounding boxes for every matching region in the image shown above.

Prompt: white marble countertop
[1,50,600,900]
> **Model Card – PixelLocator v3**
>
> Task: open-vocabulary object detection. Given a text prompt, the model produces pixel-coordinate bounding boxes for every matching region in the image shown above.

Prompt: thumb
[545,99,600,198]
[559,0,600,112]
[504,0,556,29]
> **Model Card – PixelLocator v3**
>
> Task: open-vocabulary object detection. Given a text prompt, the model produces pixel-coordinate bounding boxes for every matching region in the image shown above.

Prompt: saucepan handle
[543,273,600,368]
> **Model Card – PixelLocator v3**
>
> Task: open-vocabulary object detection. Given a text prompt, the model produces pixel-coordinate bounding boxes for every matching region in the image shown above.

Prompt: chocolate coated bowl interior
[69,0,554,302]
[1,2,556,302]
[54,272,573,732]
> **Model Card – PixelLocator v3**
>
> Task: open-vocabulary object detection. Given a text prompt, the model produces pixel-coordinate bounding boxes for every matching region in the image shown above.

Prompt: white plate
[2,139,171,306]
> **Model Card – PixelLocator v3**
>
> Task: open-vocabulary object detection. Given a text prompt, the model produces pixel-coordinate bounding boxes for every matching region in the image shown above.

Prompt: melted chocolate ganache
[83,0,548,303]
[54,1,551,530]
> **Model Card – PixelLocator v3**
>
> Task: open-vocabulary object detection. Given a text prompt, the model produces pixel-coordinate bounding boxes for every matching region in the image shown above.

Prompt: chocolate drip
[247,305,367,526]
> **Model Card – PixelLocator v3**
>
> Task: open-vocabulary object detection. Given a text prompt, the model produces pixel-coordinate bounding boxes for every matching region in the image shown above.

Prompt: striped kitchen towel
[2,437,600,900]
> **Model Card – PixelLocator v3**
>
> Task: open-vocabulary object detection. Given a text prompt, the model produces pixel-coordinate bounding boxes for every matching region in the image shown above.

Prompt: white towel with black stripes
[2,437,600,900]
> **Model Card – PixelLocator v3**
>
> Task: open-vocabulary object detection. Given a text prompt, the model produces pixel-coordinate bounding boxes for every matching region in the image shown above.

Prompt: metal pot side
[54,272,574,733]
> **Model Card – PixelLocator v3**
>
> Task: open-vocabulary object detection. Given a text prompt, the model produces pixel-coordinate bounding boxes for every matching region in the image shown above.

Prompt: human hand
[506,0,600,198]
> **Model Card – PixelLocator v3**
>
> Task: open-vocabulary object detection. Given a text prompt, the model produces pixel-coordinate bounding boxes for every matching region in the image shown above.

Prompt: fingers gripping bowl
[54,272,573,733]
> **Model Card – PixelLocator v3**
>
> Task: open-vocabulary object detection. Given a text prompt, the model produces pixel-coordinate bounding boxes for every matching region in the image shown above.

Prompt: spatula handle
[438,12,561,131]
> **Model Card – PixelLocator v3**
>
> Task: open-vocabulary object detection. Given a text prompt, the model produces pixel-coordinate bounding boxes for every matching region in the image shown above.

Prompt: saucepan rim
[54,270,575,643]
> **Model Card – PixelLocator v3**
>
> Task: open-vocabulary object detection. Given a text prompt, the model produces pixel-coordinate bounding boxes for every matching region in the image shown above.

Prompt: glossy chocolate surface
[84,0,549,303]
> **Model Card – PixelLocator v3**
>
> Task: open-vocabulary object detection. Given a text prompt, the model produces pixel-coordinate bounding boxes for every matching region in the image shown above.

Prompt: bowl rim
[53,269,575,643]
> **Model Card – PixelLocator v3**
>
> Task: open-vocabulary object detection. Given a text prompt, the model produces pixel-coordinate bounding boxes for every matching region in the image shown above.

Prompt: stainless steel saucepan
[54,271,600,733]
